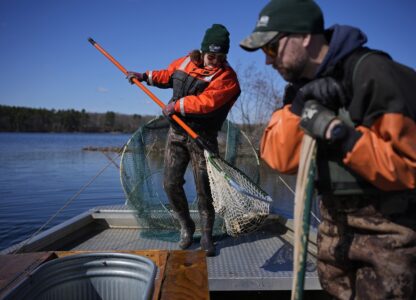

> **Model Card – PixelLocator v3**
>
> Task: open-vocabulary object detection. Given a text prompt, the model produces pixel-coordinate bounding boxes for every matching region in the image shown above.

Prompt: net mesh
[120,116,262,236]
[205,151,272,236]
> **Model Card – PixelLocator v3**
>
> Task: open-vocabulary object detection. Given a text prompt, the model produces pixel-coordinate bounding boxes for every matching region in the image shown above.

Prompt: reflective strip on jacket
[145,55,240,132]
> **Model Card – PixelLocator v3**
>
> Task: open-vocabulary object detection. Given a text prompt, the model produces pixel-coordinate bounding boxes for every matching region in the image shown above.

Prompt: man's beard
[279,67,304,82]
[276,53,308,82]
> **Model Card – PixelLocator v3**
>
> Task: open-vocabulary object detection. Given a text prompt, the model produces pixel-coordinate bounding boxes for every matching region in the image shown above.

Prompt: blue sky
[1,0,415,116]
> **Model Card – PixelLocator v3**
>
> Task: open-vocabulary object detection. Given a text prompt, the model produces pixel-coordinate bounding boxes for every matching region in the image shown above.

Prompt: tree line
[1,64,284,136]
[0,105,156,133]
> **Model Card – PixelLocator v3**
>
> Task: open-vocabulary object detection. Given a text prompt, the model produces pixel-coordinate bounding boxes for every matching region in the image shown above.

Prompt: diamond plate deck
[70,222,320,291]
[3,205,321,291]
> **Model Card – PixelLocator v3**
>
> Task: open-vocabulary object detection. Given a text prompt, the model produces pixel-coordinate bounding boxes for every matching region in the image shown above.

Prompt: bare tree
[230,62,285,145]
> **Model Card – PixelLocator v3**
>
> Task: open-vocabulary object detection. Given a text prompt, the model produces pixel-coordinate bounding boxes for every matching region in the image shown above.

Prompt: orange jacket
[146,55,240,131]
[260,105,304,174]
[261,107,416,191]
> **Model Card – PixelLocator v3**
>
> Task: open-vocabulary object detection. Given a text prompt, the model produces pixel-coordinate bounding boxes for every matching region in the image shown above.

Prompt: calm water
[0,132,130,251]
[0,132,301,251]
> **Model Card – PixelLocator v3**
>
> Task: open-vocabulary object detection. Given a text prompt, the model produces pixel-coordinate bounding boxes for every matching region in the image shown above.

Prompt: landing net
[205,151,272,236]
[120,117,262,236]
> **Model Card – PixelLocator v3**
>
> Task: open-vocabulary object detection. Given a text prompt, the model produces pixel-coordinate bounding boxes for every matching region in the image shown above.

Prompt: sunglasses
[261,33,290,58]
[205,52,225,60]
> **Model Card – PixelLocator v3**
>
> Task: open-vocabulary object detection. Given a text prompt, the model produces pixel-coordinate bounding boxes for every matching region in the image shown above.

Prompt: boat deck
[2,205,321,292]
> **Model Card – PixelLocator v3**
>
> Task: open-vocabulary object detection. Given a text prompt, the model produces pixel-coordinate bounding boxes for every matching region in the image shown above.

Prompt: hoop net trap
[120,117,271,237]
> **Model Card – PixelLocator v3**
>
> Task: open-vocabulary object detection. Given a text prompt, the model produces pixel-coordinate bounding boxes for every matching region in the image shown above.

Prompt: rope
[12,147,125,254]
[101,150,120,169]
[277,175,321,224]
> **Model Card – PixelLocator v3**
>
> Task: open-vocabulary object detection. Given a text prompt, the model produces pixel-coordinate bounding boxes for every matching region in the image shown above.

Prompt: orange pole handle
[88,38,198,140]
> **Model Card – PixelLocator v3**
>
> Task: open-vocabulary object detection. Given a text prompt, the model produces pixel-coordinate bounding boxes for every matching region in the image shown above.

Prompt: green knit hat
[201,24,230,54]
[240,0,324,51]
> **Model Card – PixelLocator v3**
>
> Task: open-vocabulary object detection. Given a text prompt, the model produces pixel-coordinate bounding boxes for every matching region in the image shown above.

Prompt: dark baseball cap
[240,0,324,51]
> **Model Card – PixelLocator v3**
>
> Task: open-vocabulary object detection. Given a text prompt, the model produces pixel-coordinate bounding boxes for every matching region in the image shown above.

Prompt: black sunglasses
[261,33,290,57]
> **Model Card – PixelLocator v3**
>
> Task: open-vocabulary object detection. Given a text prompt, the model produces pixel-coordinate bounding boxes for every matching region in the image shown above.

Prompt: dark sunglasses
[206,52,225,60]
[261,33,290,58]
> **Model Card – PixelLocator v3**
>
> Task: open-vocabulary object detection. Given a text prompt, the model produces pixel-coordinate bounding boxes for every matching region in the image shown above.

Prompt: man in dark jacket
[127,24,240,256]
[240,0,416,299]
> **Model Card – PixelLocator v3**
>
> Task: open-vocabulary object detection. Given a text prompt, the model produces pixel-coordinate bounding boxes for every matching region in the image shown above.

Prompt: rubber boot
[200,214,216,257]
[177,213,196,249]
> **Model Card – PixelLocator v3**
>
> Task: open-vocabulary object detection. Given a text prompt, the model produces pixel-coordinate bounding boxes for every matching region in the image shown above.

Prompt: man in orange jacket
[240,0,416,298]
[127,24,240,256]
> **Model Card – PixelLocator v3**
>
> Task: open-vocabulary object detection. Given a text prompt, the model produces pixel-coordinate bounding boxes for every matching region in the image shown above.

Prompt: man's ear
[302,34,312,48]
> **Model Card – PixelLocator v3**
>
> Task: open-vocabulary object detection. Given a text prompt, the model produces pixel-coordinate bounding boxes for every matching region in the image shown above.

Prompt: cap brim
[239,31,279,51]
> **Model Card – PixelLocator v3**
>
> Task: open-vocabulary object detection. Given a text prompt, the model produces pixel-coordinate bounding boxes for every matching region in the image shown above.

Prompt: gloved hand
[300,100,340,140]
[299,77,346,111]
[284,81,307,116]
[162,102,176,118]
[126,71,145,84]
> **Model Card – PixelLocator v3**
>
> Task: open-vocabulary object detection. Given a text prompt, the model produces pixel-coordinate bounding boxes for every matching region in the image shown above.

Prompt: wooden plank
[129,250,168,300]
[159,250,209,300]
[0,252,56,298]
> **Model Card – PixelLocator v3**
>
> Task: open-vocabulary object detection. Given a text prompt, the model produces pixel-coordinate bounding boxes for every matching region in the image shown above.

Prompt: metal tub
[3,253,157,300]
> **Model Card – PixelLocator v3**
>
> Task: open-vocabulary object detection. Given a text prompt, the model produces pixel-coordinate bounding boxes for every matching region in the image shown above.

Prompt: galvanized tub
[3,252,157,300]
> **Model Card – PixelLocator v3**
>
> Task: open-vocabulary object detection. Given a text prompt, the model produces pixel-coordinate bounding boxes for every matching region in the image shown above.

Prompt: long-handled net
[89,38,272,236]
[120,116,263,235]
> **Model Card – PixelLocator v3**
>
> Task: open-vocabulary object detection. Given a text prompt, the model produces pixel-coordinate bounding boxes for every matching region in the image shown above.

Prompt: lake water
[0,132,130,251]
[0,132,304,251]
